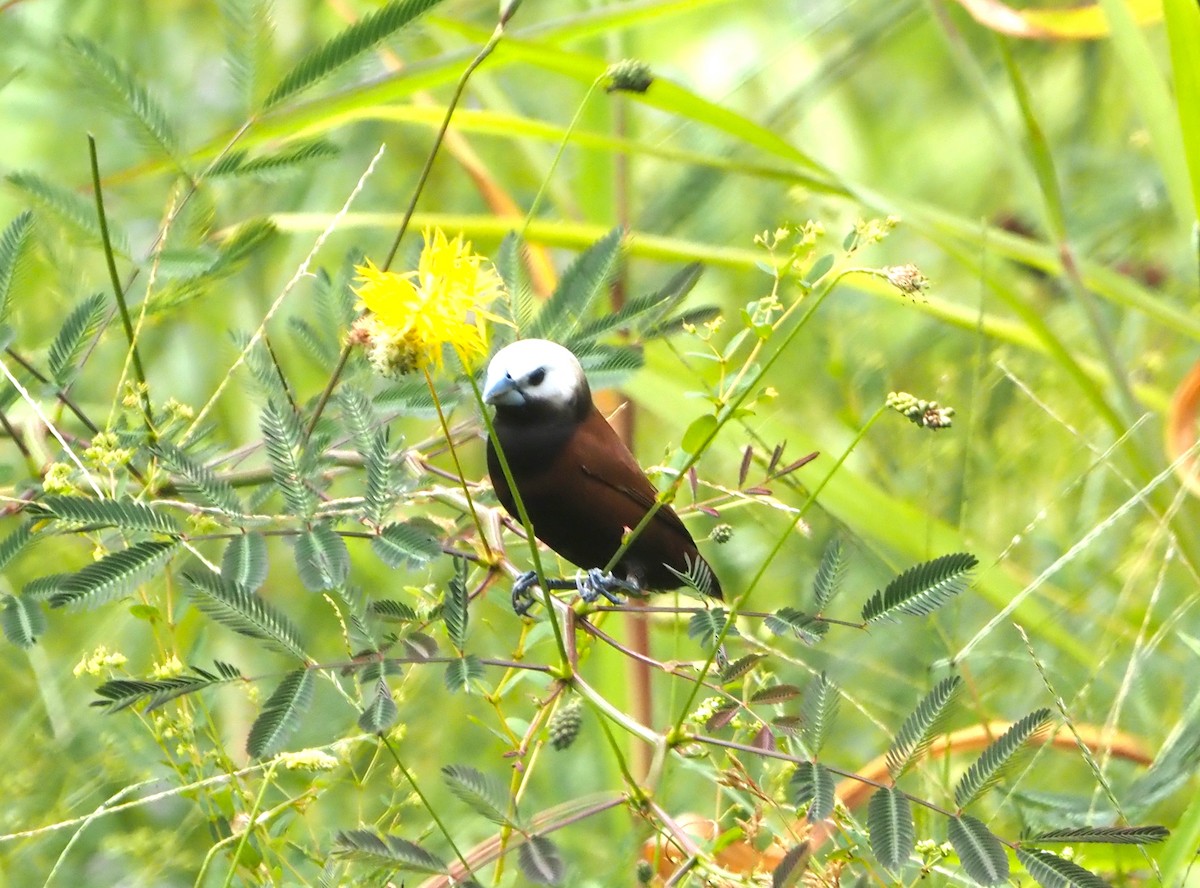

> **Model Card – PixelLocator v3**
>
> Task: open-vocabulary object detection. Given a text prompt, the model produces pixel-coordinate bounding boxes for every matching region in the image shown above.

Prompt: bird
[482,338,722,613]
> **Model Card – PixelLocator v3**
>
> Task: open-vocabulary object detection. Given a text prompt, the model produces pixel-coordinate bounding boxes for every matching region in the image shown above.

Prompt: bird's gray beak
[483,372,524,407]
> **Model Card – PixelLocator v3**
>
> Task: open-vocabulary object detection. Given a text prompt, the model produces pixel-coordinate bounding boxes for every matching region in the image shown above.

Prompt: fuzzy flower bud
[548,698,583,750]
[605,59,654,94]
[711,523,734,544]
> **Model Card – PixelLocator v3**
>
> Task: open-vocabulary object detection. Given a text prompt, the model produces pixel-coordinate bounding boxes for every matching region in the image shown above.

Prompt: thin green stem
[87,134,154,436]
[380,734,476,880]
[219,762,276,888]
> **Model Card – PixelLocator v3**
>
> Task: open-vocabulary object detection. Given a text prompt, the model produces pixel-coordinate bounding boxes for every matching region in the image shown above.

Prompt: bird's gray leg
[511,571,581,615]
[577,568,640,605]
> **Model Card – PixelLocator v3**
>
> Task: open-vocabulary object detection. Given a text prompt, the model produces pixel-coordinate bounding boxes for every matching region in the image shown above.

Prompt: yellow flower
[353,228,508,376]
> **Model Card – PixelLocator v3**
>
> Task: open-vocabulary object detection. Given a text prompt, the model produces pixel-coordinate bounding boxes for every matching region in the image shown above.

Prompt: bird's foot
[511,571,583,615]
[576,569,640,606]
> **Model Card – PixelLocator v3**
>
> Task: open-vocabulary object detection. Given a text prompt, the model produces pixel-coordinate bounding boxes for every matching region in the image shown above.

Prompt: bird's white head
[483,339,588,413]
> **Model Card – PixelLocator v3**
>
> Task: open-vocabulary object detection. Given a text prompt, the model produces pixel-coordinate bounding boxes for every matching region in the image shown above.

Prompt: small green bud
[605,59,654,94]
[548,698,583,750]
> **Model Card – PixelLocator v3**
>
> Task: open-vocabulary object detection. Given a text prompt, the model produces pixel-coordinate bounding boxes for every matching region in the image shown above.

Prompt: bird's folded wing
[579,463,693,542]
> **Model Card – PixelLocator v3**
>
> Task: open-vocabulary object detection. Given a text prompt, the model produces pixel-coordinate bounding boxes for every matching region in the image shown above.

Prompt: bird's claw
[512,570,539,616]
[576,569,639,606]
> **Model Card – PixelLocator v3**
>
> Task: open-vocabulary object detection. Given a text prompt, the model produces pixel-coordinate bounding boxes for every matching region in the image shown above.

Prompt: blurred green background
[2,0,1198,884]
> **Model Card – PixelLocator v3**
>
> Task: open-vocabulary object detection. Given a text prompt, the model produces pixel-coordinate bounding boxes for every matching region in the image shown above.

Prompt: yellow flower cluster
[351,228,508,376]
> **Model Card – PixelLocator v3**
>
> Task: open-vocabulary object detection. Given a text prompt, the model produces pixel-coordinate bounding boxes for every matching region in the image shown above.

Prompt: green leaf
[247,668,314,758]
[800,672,839,755]
[862,553,978,623]
[209,139,339,181]
[370,599,418,623]
[264,0,446,108]
[719,652,766,684]
[261,400,315,517]
[51,540,178,610]
[294,523,349,591]
[93,662,243,712]
[955,708,1053,808]
[887,676,964,779]
[763,607,827,644]
[0,522,34,571]
[154,443,245,517]
[1030,826,1168,845]
[219,0,273,109]
[517,835,565,886]
[2,594,45,648]
[811,538,846,611]
[38,494,179,536]
[680,413,719,456]
[372,521,442,568]
[357,677,398,733]
[6,171,126,252]
[686,606,727,646]
[183,568,307,661]
[443,571,468,650]
[867,786,915,874]
[0,210,35,322]
[530,226,624,340]
[1016,848,1109,888]
[64,37,180,162]
[948,814,1010,886]
[569,262,703,349]
[47,292,106,384]
[222,532,268,590]
[750,684,802,705]
[333,829,446,874]
[441,764,515,827]
[444,655,483,694]
[790,761,836,822]
[804,253,835,287]
[771,842,810,888]
[495,231,533,330]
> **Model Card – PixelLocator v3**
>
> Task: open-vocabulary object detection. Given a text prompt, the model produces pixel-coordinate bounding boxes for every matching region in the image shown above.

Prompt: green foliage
[886,675,963,779]
[811,537,846,611]
[0,210,35,322]
[517,835,566,886]
[862,553,978,623]
[947,814,1010,886]
[154,442,246,517]
[222,532,268,589]
[442,566,468,650]
[47,292,107,384]
[6,171,128,253]
[332,829,446,874]
[867,786,915,874]
[263,0,446,108]
[790,761,836,822]
[2,594,45,648]
[529,226,624,340]
[247,668,314,758]
[955,708,1053,809]
[799,671,839,755]
[208,139,340,181]
[50,540,178,610]
[442,764,515,828]
[36,494,180,536]
[183,567,308,661]
[372,520,441,567]
[357,677,398,733]
[294,521,350,590]
[764,606,826,643]
[93,661,243,712]
[261,399,317,517]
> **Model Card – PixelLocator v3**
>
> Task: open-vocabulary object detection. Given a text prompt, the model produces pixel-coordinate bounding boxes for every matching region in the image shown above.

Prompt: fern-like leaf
[0,521,33,571]
[222,532,268,590]
[210,139,339,181]
[370,599,418,623]
[530,227,624,340]
[2,594,45,648]
[948,814,1009,886]
[294,522,349,591]
[517,835,565,886]
[1030,826,1167,845]
[800,672,839,755]
[569,261,702,349]
[887,675,963,778]
[442,764,515,827]
[154,442,244,517]
[443,655,484,694]
[372,521,442,567]
[37,494,179,536]
[64,37,180,161]
[764,606,826,644]
[955,708,1053,808]
[720,652,766,684]
[0,210,35,322]
[332,830,446,874]
[264,0,445,107]
[1016,849,1109,888]
[219,0,273,109]
[246,668,314,758]
[261,399,315,517]
[790,761,836,822]
[867,786,915,874]
[50,540,178,610]
[47,292,107,384]
[358,677,398,733]
[494,232,532,330]
[686,606,727,646]
[183,568,307,661]
[771,842,810,888]
[6,171,127,252]
[443,570,468,650]
[92,662,243,712]
[812,538,846,611]
[861,553,978,623]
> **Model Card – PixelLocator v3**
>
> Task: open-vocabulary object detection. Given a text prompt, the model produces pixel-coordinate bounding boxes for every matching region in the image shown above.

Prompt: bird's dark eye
[528,367,546,386]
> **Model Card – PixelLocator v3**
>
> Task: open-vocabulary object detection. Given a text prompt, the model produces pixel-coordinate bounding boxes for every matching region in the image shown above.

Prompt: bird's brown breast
[487,404,721,597]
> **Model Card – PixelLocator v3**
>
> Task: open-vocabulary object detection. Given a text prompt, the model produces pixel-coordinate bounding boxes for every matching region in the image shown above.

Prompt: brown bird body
[483,339,721,609]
